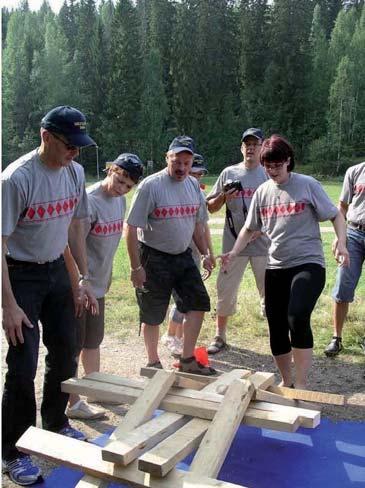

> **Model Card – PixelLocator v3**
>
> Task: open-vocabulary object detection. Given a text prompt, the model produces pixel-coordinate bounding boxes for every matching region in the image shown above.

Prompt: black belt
[348,221,365,232]
[6,256,63,267]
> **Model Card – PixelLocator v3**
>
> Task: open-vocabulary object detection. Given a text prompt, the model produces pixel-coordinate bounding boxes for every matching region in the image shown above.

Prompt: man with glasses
[2,106,97,485]
[206,128,269,354]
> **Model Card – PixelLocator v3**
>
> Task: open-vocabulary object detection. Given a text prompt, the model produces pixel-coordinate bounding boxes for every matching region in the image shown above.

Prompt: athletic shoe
[66,400,105,420]
[170,337,183,356]
[324,337,343,357]
[161,334,176,349]
[2,455,42,486]
[58,423,87,441]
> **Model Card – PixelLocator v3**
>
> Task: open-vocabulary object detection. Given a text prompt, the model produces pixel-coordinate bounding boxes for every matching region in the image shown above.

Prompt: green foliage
[2,1,364,172]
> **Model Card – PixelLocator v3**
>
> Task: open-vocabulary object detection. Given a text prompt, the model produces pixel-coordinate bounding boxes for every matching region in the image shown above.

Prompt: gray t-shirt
[86,182,126,298]
[127,168,208,255]
[245,173,338,269]
[207,163,269,256]
[2,149,88,262]
[340,162,365,225]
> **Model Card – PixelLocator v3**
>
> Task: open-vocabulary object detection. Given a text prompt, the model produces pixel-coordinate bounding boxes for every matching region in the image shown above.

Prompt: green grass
[97,176,364,361]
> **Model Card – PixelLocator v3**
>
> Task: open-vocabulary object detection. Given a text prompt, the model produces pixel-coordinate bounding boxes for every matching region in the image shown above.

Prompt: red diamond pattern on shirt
[90,219,124,237]
[354,184,365,194]
[153,205,199,219]
[22,196,80,222]
[235,188,256,199]
[260,202,306,219]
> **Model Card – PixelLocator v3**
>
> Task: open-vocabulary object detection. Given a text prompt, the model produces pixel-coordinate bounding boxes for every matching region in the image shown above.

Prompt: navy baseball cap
[41,106,96,147]
[191,153,208,174]
[112,153,144,183]
[241,128,264,142]
[168,136,195,155]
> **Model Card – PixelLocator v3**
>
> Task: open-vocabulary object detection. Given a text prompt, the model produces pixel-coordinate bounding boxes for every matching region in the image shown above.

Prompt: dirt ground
[1,331,365,487]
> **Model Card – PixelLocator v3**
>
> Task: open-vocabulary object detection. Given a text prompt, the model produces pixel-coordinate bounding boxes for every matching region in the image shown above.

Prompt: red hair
[260,135,295,171]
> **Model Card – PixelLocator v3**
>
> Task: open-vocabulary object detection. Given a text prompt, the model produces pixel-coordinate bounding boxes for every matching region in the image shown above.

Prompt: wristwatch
[78,274,90,282]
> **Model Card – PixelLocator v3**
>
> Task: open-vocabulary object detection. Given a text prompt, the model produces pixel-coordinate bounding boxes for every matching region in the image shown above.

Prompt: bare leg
[167,319,183,339]
[292,347,312,389]
[333,301,349,337]
[215,315,228,342]
[81,347,100,374]
[273,352,293,387]
[182,311,204,358]
[142,323,160,364]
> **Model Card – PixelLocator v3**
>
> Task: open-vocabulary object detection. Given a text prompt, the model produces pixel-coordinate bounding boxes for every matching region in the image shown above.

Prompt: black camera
[223,179,242,192]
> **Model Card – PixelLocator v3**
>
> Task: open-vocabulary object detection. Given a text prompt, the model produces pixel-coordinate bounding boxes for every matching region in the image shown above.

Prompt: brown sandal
[178,356,217,376]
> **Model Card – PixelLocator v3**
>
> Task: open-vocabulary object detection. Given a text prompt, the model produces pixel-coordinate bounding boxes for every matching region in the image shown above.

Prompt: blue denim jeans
[332,227,365,303]
[2,257,77,460]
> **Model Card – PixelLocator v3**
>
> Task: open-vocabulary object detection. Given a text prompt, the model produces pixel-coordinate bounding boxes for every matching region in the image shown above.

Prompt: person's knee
[288,314,313,348]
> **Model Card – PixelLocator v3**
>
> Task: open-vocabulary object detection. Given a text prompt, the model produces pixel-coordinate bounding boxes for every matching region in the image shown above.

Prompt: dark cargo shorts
[136,243,210,326]
[76,297,105,352]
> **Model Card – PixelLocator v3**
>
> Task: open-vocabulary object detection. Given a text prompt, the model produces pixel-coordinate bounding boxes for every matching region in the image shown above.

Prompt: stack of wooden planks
[16,367,345,488]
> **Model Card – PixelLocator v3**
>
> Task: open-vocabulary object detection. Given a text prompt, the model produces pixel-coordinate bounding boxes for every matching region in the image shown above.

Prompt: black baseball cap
[168,136,195,155]
[112,153,144,183]
[41,105,96,147]
[241,128,264,142]
[191,153,208,174]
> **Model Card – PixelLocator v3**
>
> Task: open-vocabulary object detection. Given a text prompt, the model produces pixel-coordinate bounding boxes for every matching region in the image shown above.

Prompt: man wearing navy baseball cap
[125,136,216,376]
[2,106,97,485]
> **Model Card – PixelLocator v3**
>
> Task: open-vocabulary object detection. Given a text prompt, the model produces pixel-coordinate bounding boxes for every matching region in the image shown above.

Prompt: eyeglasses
[51,132,78,151]
[242,142,261,148]
[263,161,286,170]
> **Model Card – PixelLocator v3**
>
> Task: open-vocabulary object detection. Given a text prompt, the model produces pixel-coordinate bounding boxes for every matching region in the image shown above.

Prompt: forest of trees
[2,0,364,175]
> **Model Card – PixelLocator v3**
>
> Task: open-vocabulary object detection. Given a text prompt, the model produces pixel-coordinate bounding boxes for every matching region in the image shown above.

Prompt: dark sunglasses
[51,132,78,151]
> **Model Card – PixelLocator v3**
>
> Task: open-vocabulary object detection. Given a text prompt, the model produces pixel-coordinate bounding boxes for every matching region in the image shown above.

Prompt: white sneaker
[66,400,105,420]
[170,337,183,356]
[161,334,176,349]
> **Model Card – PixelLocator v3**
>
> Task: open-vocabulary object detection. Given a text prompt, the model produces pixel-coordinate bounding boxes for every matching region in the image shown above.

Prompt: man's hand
[130,267,147,290]
[201,255,216,280]
[332,238,350,268]
[224,188,240,202]
[2,303,34,346]
[218,251,237,273]
[78,281,99,316]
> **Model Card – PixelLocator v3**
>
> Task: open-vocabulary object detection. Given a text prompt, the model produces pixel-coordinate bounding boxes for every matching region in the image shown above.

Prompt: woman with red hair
[220,135,349,389]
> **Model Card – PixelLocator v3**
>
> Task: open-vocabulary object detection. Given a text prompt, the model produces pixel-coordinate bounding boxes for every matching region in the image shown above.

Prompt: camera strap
[225,194,248,240]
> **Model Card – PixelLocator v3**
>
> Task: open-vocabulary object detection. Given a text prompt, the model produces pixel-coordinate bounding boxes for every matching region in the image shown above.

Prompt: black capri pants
[265,263,326,356]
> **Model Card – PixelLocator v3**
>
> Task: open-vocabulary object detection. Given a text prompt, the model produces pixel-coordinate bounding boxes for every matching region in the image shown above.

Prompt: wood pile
[16,367,345,488]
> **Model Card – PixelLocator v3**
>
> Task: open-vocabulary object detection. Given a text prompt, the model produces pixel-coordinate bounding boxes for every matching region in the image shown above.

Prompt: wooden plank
[75,475,108,487]
[138,370,255,477]
[246,372,276,391]
[255,389,299,406]
[102,370,176,464]
[103,413,190,465]
[268,385,345,406]
[202,369,252,394]
[138,418,210,477]
[16,427,248,488]
[140,367,218,385]
[252,401,320,428]
[62,377,310,430]
[86,371,205,392]
[190,380,254,478]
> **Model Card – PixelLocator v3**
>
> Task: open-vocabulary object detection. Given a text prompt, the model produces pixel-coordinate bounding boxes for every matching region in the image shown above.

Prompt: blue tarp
[36,418,365,488]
